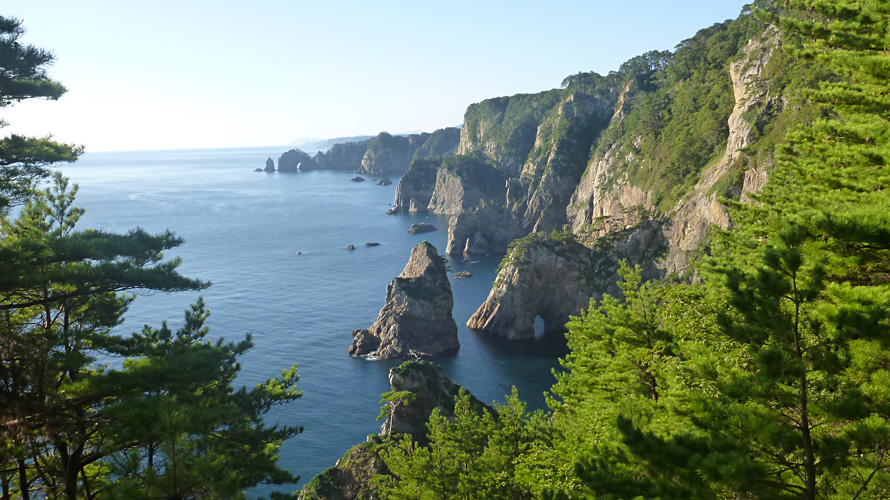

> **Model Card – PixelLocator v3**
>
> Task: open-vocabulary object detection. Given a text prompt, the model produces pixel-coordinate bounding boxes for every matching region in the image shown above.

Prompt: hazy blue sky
[4,1,748,152]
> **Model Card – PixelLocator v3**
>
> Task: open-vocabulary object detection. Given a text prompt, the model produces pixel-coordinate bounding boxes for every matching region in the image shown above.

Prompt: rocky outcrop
[299,361,486,500]
[661,27,782,272]
[360,132,412,176]
[467,224,666,339]
[410,127,460,158]
[458,90,563,177]
[383,361,486,437]
[311,140,370,171]
[278,148,314,173]
[264,157,275,173]
[376,178,392,186]
[427,156,506,216]
[357,129,461,177]
[390,158,441,214]
[298,441,389,500]
[446,208,523,255]
[349,176,365,183]
[407,222,437,234]
[347,241,458,358]
[510,91,617,234]
[566,27,783,274]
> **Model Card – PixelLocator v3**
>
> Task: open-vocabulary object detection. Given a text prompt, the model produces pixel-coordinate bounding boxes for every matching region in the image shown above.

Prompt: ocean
[59,146,568,496]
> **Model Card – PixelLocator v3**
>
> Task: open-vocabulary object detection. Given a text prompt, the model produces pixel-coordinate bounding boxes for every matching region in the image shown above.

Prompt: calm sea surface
[60,146,567,496]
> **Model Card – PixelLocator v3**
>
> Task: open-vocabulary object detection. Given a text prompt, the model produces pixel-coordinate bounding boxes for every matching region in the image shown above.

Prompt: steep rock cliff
[427,156,505,216]
[458,90,563,177]
[567,24,785,273]
[510,91,617,234]
[390,158,440,214]
[661,27,783,271]
[348,241,459,358]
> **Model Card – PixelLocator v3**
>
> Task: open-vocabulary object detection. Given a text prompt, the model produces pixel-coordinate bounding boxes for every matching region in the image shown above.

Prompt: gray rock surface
[347,241,459,358]
[407,222,437,234]
[468,224,665,339]
[383,361,486,437]
[264,157,275,173]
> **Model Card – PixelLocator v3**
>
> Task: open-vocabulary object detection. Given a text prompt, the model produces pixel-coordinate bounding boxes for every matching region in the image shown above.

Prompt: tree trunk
[17,457,30,500]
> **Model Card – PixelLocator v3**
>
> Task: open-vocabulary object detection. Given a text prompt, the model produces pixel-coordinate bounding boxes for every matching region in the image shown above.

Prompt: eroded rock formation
[467,223,666,340]
[347,241,458,358]
[278,148,313,173]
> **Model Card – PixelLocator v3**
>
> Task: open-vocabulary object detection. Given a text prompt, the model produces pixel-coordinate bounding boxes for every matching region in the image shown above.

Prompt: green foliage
[463,90,563,173]
[103,300,302,499]
[379,391,417,437]
[410,127,460,159]
[0,175,301,499]
[0,16,82,213]
[400,157,442,193]
[496,230,579,283]
[376,389,546,500]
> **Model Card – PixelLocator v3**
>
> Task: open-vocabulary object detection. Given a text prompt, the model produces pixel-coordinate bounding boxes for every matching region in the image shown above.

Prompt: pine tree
[0,16,81,213]
[615,2,890,498]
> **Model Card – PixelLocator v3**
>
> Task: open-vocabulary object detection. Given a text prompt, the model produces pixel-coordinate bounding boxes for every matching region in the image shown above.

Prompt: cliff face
[467,224,665,339]
[567,26,784,273]
[458,91,563,177]
[427,156,506,216]
[465,21,800,340]
[393,79,620,255]
[391,158,440,214]
[509,91,617,235]
[348,241,459,359]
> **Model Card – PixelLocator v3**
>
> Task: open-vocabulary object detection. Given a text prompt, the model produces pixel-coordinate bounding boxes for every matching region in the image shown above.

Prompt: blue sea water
[59,146,567,496]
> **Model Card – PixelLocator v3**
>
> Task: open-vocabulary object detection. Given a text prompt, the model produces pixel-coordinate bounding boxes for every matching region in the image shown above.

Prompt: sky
[3,1,749,152]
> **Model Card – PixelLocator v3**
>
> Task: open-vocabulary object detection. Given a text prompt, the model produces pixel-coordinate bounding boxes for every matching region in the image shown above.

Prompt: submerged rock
[364,242,380,247]
[347,241,459,358]
[254,167,263,172]
[350,176,366,182]
[407,222,437,234]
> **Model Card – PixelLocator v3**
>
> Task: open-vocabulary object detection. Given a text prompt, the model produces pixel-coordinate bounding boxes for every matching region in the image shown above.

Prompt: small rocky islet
[347,241,458,359]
